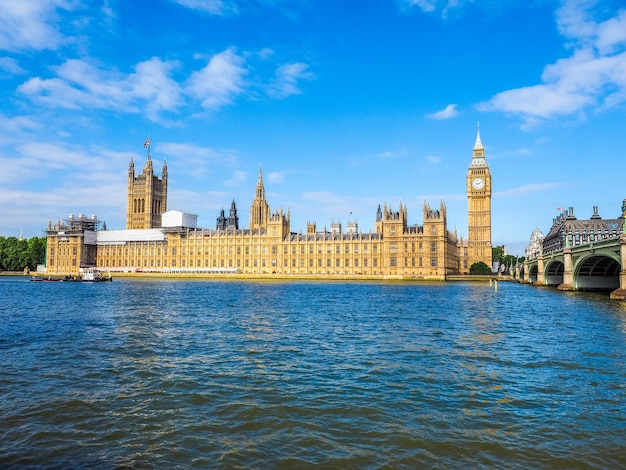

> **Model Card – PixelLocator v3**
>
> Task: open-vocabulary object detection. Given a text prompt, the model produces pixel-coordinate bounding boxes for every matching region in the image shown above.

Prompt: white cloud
[0,57,26,76]
[18,57,183,120]
[224,170,247,186]
[258,48,275,60]
[267,171,285,183]
[495,182,565,198]
[426,103,458,120]
[376,149,409,158]
[171,0,237,15]
[0,0,73,52]
[399,0,468,18]
[0,183,126,234]
[17,46,312,120]
[157,142,237,177]
[0,113,40,137]
[426,155,441,164]
[480,0,626,124]
[401,0,437,13]
[186,48,248,110]
[266,62,316,98]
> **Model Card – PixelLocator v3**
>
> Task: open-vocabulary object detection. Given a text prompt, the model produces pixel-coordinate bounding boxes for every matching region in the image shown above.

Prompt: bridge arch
[545,260,564,286]
[574,254,621,291]
[519,265,525,282]
[528,264,538,284]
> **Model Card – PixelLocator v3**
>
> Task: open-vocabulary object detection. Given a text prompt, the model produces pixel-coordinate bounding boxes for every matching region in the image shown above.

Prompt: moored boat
[79,268,112,282]
[30,276,64,282]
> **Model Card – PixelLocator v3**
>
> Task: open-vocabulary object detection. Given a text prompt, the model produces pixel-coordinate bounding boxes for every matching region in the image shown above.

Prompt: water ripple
[1,278,625,468]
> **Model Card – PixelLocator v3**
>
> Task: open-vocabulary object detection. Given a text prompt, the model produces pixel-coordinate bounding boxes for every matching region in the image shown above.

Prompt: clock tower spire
[466,123,492,271]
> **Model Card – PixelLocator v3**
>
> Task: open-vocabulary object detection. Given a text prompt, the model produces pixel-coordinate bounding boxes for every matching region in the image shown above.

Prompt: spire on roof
[473,122,483,151]
[255,165,265,200]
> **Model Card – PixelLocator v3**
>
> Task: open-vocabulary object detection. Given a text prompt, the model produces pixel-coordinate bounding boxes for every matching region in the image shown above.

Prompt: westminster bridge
[515,205,626,300]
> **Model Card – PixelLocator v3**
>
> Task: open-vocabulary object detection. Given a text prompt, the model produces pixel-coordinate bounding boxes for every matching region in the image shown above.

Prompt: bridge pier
[533,255,545,286]
[610,233,626,300]
[557,247,574,291]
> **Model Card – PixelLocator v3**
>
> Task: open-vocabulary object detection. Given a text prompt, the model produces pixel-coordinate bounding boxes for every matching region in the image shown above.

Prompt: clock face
[472,177,485,190]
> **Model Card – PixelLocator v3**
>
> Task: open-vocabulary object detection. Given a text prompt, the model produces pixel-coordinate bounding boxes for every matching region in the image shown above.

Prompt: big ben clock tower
[467,123,492,270]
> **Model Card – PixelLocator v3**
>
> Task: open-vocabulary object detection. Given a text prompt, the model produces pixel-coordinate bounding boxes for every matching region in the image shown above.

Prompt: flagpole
[144,134,151,157]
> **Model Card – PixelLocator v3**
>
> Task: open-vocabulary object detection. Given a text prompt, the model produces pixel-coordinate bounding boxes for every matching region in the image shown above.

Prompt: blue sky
[1,0,625,255]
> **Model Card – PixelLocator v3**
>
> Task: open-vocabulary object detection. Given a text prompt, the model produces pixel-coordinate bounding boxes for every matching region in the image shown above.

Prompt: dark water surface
[1,277,625,468]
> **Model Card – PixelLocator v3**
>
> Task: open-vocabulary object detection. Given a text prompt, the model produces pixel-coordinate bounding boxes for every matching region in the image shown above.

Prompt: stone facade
[45,130,492,279]
[126,154,168,229]
[466,125,492,271]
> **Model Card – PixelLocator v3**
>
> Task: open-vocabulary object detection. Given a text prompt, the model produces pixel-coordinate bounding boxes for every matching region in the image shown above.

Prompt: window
[431,257,438,267]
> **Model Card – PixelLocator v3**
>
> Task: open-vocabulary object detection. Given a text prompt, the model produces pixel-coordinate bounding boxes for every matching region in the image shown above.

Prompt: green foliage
[492,246,504,264]
[492,245,525,274]
[0,236,47,271]
[469,261,492,275]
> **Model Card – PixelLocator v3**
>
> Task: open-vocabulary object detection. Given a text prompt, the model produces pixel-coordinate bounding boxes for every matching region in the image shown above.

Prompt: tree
[469,261,492,275]
[492,246,504,266]
[0,236,47,271]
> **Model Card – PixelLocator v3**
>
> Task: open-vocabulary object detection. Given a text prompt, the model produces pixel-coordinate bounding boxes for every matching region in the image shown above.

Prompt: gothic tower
[250,166,270,231]
[466,124,492,269]
[126,152,168,230]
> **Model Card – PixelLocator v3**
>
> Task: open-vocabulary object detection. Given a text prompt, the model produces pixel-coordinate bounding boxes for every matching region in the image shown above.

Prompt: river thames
[1,277,625,468]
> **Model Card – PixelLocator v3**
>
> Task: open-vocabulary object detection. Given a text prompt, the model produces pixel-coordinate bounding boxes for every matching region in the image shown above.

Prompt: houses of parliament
[44,128,492,278]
